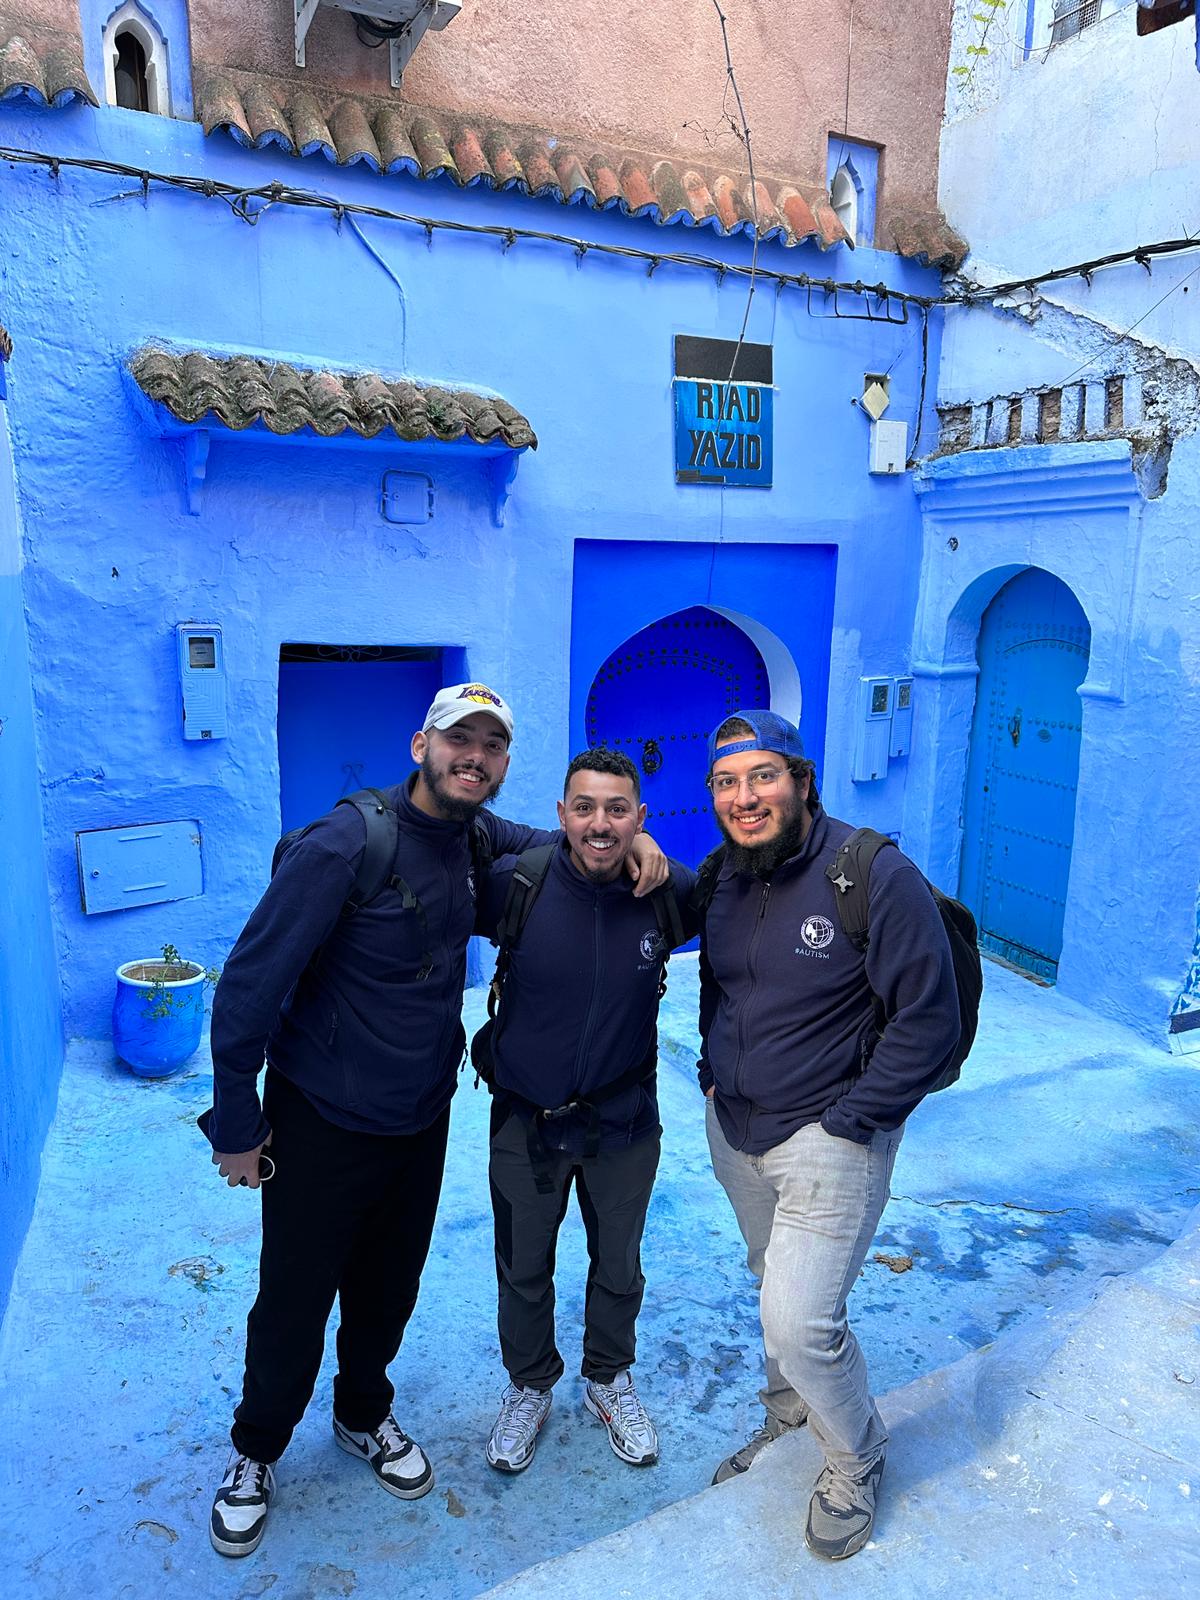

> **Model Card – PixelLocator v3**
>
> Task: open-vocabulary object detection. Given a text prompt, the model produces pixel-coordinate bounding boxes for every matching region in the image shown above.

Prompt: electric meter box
[177,624,228,740]
[890,676,914,758]
[852,675,893,783]
[869,419,908,475]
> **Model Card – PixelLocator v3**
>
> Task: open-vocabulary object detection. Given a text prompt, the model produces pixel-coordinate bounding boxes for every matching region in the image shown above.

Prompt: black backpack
[691,827,981,1091]
[272,787,493,981]
[471,842,687,1188]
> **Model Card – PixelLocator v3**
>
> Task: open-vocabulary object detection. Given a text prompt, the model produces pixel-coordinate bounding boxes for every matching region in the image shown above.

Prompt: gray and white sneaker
[584,1370,658,1466]
[485,1382,553,1473]
[804,1455,886,1561]
[210,1451,276,1558]
[333,1413,434,1499]
[711,1411,797,1485]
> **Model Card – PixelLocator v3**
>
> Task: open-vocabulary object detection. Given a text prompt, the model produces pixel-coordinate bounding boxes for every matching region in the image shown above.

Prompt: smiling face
[709,743,811,856]
[557,769,646,884]
[410,713,510,821]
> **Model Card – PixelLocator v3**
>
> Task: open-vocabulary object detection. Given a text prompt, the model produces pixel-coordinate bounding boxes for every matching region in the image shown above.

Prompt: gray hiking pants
[489,1109,660,1390]
[706,1096,902,1475]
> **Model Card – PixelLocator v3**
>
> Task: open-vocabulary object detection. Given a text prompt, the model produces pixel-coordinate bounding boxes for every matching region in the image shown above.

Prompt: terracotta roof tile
[0,30,96,108]
[4,36,967,270]
[190,68,890,256]
[129,347,537,450]
[888,210,969,272]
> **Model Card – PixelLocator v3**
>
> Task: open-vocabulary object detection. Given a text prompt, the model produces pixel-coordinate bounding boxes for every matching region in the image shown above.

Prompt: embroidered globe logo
[640,930,663,961]
[800,915,835,951]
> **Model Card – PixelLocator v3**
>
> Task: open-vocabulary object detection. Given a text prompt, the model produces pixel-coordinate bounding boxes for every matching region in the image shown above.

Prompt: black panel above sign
[674,336,773,385]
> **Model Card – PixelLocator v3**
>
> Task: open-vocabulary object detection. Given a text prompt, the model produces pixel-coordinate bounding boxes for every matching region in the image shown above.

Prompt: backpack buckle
[541,1100,581,1121]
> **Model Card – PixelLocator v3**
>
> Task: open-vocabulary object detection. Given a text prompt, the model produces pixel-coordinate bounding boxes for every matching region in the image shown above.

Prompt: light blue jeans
[706,1098,903,1475]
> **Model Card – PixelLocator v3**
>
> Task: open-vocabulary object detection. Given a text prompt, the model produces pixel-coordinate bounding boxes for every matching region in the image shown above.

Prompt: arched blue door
[959,569,1090,981]
[585,606,769,870]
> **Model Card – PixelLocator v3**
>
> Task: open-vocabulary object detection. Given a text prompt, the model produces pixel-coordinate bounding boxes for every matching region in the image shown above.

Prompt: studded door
[585,606,770,874]
[959,569,1090,981]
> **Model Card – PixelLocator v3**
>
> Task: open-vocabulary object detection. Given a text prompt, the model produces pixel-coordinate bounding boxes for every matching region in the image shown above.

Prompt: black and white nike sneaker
[333,1412,434,1499]
[210,1451,276,1558]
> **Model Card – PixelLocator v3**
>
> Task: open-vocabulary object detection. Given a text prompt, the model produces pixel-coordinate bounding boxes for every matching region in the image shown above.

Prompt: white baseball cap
[423,682,514,741]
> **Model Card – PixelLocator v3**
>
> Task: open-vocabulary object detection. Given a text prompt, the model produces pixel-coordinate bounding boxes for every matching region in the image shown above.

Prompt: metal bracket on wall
[182,430,211,516]
[489,453,521,528]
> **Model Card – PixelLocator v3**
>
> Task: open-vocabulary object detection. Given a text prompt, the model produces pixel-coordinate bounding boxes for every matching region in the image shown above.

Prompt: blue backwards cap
[707,710,805,773]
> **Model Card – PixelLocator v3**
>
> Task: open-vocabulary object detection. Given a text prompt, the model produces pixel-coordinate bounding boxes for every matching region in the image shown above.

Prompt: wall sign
[674,334,773,488]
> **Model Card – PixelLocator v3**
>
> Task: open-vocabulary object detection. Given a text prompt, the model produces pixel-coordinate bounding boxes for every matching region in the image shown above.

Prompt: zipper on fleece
[570,896,606,1097]
[732,881,772,1122]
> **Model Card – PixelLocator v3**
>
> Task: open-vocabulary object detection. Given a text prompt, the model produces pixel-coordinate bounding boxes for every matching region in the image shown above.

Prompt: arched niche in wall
[102,2,170,115]
[830,163,860,242]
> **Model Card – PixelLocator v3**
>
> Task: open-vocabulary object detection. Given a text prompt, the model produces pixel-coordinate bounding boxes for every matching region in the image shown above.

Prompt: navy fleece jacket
[206,777,550,1153]
[699,805,959,1154]
[478,842,697,1153]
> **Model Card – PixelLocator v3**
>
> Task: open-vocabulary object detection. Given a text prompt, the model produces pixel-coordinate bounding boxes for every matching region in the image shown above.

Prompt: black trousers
[489,1107,661,1391]
[231,1070,450,1465]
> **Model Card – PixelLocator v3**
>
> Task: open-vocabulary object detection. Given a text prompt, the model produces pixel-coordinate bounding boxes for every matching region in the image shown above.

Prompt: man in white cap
[202,685,665,1557]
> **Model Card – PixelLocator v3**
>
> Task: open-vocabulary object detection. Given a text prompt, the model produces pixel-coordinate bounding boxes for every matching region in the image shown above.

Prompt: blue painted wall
[0,368,64,1322]
[0,97,945,1056]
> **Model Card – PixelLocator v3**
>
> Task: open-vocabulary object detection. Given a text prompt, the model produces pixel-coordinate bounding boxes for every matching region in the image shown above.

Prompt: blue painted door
[959,570,1090,981]
[277,651,443,833]
[585,606,769,872]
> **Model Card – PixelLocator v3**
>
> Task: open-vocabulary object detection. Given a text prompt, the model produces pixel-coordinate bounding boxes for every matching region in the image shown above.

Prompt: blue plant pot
[113,959,206,1079]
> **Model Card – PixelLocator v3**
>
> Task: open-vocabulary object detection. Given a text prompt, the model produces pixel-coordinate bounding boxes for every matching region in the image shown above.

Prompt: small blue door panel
[959,569,1090,980]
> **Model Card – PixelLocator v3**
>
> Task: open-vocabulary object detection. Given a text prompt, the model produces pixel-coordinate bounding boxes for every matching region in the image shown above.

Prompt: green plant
[140,943,221,1020]
[951,0,1007,83]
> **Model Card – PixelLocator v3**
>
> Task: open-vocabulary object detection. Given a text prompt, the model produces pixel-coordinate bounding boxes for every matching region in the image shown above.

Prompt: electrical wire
[1054,257,1200,390]
[0,143,939,309]
[709,2,761,387]
[3,143,1200,322]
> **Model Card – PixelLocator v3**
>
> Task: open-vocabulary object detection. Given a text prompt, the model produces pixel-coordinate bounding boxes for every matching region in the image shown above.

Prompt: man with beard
[202,686,665,1557]
[697,711,959,1561]
[473,749,696,1475]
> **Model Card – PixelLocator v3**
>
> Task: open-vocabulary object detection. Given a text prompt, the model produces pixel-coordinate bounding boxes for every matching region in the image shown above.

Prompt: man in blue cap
[697,710,960,1561]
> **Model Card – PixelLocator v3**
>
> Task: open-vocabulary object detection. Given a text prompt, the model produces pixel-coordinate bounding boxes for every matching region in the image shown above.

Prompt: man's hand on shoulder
[627,831,669,896]
[212,1139,272,1190]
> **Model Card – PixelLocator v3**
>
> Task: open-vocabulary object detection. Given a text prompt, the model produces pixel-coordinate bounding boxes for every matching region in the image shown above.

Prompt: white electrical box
[177,623,228,740]
[852,676,893,783]
[890,676,913,758]
[869,419,908,475]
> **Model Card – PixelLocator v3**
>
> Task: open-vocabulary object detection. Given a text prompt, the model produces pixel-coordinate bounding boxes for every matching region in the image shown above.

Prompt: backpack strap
[649,881,687,999]
[651,882,687,954]
[337,788,435,979]
[825,827,896,952]
[337,788,400,912]
[487,842,559,1018]
[691,845,727,920]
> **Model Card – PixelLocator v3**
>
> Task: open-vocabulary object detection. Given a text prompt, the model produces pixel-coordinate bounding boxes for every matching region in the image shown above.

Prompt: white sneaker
[210,1451,276,1558]
[333,1413,434,1499]
[584,1370,658,1466]
[485,1382,553,1473]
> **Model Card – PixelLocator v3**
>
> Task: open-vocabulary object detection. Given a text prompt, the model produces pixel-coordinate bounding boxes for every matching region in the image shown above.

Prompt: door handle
[1008,709,1022,748]
[641,739,664,775]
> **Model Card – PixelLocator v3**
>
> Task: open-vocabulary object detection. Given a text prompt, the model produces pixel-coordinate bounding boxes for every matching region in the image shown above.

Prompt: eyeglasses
[707,765,789,797]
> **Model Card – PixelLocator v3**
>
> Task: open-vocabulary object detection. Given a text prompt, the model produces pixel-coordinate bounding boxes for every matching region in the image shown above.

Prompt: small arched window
[831,164,858,242]
[113,30,150,111]
[102,4,170,116]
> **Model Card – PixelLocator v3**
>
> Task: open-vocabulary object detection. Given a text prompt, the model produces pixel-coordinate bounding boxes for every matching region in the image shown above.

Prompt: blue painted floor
[3,959,1199,1598]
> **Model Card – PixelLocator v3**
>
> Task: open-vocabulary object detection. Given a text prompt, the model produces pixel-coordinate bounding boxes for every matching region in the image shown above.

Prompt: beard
[717,791,810,878]
[420,752,506,822]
